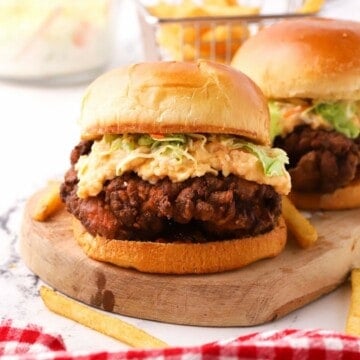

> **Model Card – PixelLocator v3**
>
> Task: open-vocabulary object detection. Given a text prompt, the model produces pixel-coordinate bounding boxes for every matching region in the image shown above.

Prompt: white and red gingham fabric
[1,319,360,360]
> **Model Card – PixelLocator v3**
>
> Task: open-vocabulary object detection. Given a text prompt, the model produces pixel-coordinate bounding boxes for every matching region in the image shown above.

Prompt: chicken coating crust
[274,126,360,193]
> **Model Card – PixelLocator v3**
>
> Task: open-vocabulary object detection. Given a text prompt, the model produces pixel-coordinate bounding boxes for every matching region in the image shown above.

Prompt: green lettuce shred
[268,101,283,142]
[314,101,360,139]
[219,135,289,177]
[241,142,289,177]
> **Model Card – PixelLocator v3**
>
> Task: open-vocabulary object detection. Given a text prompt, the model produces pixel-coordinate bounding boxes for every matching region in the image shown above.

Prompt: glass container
[0,0,118,84]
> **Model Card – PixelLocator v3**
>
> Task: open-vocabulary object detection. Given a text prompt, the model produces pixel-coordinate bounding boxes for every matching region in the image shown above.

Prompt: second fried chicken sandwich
[60,60,290,274]
[232,18,360,210]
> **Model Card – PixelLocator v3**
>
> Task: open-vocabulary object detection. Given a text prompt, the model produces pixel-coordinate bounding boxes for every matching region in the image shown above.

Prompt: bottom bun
[72,216,287,274]
[289,181,360,211]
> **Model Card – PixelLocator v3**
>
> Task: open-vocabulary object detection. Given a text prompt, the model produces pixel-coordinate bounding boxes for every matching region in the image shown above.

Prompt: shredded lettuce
[137,134,153,146]
[97,133,289,178]
[268,101,283,141]
[151,134,186,144]
[314,101,360,139]
[110,134,195,176]
[241,142,289,177]
[75,132,292,198]
[104,133,188,152]
[267,99,360,140]
[219,135,289,177]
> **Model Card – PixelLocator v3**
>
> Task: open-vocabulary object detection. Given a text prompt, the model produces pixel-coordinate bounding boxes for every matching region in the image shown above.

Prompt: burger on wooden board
[60,60,291,274]
[231,18,360,211]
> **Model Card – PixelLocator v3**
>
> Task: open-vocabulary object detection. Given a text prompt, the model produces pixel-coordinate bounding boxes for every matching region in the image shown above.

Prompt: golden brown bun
[73,216,287,274]
[289,181,360,211]
[231,18,360,100]
[79,60,270,145]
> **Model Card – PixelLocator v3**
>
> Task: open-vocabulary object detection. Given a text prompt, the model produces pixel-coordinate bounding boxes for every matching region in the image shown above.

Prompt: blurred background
[0,0,357,85]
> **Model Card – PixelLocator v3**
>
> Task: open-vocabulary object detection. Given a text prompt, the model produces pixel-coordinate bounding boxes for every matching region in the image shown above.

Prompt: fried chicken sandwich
[60,60,290,274]
[231,18,360,210]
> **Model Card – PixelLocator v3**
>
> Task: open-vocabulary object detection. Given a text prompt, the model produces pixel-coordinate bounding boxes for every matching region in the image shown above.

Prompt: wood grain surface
[20,190,360,326]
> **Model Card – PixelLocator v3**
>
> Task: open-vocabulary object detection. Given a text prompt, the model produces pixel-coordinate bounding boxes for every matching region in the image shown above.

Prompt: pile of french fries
[146,0,325,64]
[147,0,259,64]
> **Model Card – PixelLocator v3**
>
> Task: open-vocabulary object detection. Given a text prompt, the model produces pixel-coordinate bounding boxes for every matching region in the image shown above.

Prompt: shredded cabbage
[93,133,289,178]
[75,133,291,198]
[268,101,283,142]
[218,135,289,177]
[268,99,360,140]
[314,101,360,139]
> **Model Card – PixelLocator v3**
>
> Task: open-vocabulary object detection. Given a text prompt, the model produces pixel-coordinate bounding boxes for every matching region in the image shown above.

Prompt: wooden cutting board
[20,190,360,327]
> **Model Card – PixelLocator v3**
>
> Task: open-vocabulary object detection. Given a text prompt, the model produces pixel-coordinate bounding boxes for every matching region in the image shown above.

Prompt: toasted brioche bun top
[231,17,360,100]
[79,60,270,145]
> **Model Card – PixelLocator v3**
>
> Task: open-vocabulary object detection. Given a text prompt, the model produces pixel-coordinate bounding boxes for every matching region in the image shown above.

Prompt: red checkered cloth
[1,319,360,360]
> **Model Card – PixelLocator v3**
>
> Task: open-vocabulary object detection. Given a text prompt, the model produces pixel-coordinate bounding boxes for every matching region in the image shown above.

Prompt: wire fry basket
[136,0,321,64]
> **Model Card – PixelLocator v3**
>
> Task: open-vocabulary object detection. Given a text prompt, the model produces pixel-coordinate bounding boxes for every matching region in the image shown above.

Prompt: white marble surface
[0,0,359,353]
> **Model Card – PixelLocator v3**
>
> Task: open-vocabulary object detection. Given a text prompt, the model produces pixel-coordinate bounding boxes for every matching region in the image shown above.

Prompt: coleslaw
[0,0,115,82]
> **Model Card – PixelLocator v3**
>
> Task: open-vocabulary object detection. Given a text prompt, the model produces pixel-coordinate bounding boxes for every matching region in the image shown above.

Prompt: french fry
[40,286,168,348]
[282,196,318,248]
[31,181,64,221]
[346,269,360,336]
[297,0,325,13]
[202,4,259,16]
